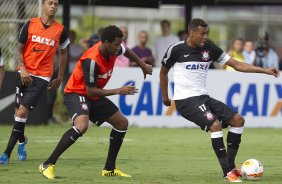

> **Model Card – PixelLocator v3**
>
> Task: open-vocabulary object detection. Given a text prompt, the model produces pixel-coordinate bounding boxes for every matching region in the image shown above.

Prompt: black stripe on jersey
[82,58,98,87]
[59,27,68,46]
[18,21,30,44]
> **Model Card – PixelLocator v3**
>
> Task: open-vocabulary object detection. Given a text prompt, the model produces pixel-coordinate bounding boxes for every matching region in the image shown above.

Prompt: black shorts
[15,72,49,111]
[64,93,119,126]
[175,95,236,131]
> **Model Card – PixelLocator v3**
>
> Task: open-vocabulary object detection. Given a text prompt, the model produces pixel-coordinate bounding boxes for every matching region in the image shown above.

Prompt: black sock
[44,127,81,165]
[4,118,26,157]
[211,131,230,176]
[104,128,126,170]
[227,127,243,170]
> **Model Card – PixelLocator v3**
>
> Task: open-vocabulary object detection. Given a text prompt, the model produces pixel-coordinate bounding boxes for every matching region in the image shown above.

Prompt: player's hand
[20,67,33,86]
[265,67,280,78]
[162,97,172,106]
[118,83,139,95]
[47,78,62,91]
[141,64,153,79]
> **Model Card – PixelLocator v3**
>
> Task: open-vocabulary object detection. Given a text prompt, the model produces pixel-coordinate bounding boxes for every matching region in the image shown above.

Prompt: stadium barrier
[106,67,282,128]
[0,68,281,127]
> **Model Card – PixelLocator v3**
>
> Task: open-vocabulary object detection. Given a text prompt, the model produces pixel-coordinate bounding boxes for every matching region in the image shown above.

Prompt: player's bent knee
[74,122,89,135]
[115,118,129,130]
[123,118,129,129]
[233,114,245,127]
[121,118,129,130]
[209,120,222,132]
[16,106,29,118]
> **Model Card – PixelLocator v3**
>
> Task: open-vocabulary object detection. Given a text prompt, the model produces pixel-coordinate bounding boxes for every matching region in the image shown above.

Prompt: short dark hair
[244,39,254,43]
[231,37,244,45]
[42,0,59,4]
[101,25,123,43]
[139,30,148,35]
[160,20,170,27]
[188,18,208,33]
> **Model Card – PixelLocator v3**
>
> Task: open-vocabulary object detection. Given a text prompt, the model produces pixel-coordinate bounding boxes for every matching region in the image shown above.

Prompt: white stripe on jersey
[119,44,126,55]
[89,60,96,83]
[218,52,231,65]
[60,38,70,49]
[0,56,3,66]
[163,41,184,64]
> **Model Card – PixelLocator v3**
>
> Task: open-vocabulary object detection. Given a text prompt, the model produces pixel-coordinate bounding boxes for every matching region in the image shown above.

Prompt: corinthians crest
[204,111,214,121]
[201,50,210,61]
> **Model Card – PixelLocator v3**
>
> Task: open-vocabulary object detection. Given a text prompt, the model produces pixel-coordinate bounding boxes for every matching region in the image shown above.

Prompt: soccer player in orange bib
[39,25,152,179]
[0,0,69,164]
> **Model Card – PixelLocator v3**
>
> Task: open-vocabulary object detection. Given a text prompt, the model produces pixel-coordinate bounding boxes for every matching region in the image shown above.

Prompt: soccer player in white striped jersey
[160,18,279,182]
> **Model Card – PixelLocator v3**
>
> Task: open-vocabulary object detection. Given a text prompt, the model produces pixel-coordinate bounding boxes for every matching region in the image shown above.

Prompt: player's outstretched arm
[124,47,153,79]
[160,65,171,106]
[226,58,280,78]
[86,83,139,97]
[48,48,68,91]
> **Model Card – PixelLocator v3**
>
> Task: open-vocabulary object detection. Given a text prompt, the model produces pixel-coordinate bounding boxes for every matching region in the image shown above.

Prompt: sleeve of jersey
[18,21,30,44]
[210,43,231,65]
[161,45,176,69]
[118,44,126,56]
[59,27,70,49]
[217,52,231,65]
[81,58,99,87]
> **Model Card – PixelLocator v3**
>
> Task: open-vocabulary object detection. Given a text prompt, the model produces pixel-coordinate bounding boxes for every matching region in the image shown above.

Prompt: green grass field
[0,124,282,184]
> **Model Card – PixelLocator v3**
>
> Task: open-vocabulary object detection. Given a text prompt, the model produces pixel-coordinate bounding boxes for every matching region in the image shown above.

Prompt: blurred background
[0,0,281,126]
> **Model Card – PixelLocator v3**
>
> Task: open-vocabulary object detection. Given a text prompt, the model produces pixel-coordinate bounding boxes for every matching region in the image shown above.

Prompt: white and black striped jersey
[162,41,230,100]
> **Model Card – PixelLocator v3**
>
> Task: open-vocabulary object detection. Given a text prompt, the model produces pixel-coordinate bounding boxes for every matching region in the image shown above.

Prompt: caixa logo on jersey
[226,83,282,117]
[186,63,209,70]
[31,35,55,46]
[118,81,178,116]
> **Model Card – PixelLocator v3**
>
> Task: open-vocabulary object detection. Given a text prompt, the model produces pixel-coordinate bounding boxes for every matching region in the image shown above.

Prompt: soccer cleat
[232,167,242,177]
[18,136,28,161]
[224,171,242,182]
[0,153,9,164]
[101,168,131,177]
[39,163,55,179]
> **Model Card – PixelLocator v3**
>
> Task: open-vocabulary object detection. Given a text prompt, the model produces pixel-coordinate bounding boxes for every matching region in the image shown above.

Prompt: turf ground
[0,124,282,184]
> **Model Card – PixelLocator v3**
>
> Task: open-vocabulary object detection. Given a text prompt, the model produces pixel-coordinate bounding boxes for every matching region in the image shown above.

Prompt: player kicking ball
[160,18,279,182]
[39,25,153,179]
